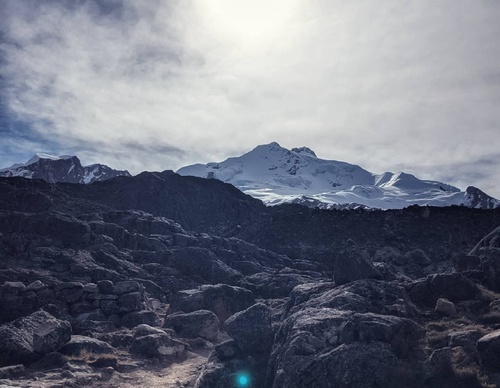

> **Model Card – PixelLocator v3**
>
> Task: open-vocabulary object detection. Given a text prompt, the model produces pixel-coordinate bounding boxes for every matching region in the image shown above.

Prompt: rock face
[267,279,423,387]
[0,311,72,366]
[168,284,256,323]
[59,335,115,356]
[0,166,500,387]
[224,303,273,355]
[130,332,188,361]
[334,242,382,285]
[164,310,220,341]
[477,330,500,371]
[435,298,456,316]
[33,319,72,354]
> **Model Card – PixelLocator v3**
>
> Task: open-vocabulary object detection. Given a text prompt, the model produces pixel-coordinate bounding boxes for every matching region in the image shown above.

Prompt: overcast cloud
[1,0,499,197]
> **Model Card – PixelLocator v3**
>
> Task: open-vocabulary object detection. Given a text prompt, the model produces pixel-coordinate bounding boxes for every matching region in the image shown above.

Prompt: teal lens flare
[237,373,249,386]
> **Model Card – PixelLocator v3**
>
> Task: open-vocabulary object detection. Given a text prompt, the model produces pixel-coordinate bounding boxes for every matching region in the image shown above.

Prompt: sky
[1,0,499,197]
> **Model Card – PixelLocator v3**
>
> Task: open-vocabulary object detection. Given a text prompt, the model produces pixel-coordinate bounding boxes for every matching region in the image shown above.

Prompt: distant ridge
[0,153,131,184]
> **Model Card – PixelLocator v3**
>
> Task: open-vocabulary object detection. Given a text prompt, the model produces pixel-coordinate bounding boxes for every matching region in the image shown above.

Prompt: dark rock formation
[130,332,187,361]
[59,335,115,356]
[477,330,500,371]
[168,284,256,323]
[164,310,219,341]
[224,303,273,355]
[334,241,382,285]
[0,311,71,367]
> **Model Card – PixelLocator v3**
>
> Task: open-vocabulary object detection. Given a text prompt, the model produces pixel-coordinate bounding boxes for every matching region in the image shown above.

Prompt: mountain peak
[0,154,131,184]
[26,153,78,166]
[177,143,499,210]
[291,147,317,158]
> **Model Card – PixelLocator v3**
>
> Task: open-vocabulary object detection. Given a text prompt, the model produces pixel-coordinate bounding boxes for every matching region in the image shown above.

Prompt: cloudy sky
[1,0,499,197]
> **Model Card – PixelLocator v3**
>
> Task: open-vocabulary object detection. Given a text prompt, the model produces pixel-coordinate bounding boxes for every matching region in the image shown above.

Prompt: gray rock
[423,347,452,379]
[82,283,98,293]
[0,364,25,379]
[477,330,500,371]
[409,273,480,306]
[117,292,143,313]
[74,320,115,335]
[164,310,219,341]
[214,339,241,360]
[224,303,272,354]
[85,293,118,301]
[3,282,26,294]
[33,319,72,353]
[96,280,114,294]
[0,311,71,366]
[75,310,107,322]
[448,330,484,355]
[404,249,432,266]
[170,247,242,285]
[100,300,119,316]
[59,335,115,357]
[339,312,424,358]
[334,242,382,285]
[113,280,140,295]
[435,298,456,316]
[130,333,187,360]
[194,355,255,388]
[288,279,414,317]
[168,284,255,323]
[245,272,316,298]
[29,352,68,370]
[134,324,167,338]
[273,342,401,388]
[121,310,159,328]
[26,281,47,292]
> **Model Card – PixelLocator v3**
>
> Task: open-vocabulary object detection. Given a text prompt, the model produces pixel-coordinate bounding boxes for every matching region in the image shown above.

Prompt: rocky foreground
[0,175,500,387]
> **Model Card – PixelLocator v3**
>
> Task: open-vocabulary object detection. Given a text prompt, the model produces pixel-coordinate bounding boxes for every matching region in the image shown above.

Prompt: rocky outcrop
[224,303,273,355]
[168,284,255,323]
[164,310,219,341]
[477,330,500,371]
[59,335,115,356]
[0,311,72,366]
[266,279,423,387]
[409,273,480,306]
[333,242,382,285]
[130,331,187,361]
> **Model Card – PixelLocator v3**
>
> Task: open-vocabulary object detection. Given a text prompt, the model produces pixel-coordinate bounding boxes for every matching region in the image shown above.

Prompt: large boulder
[224,303,273,355]
[170,247,242,285]
[130,332,187,361]
[0,311,72,366]
[271,342,401,388]
[477,330,500,371]
[409,273,480,306]
[168,284,255,323]
[244,272,316,298]
[287,280,415,318]
[120,311,160,328]
[164,310,219,341]
[33,319,72,354]
[59,335,115,357]
[334,242,382,285]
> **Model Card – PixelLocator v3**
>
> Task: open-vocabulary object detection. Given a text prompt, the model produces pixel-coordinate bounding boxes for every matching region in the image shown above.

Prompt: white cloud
[1,0,500,197]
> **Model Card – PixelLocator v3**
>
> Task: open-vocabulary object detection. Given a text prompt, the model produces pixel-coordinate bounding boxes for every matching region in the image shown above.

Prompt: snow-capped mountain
[0,153,131,184]
[177,142,499,210]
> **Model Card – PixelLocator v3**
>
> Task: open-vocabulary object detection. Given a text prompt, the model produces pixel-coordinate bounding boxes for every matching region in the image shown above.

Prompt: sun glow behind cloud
[1,0,500,197]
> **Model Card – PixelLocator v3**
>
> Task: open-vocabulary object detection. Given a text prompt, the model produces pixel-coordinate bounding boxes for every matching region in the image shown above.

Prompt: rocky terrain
[0,173,500,387]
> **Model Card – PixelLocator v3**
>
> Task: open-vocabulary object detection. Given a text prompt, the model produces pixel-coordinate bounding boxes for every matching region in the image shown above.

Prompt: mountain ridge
[0,153,131,184]
[177,142,499,210]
